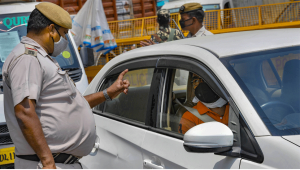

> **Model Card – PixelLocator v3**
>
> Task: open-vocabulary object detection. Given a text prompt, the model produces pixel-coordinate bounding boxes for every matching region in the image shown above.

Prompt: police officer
[179,3,213,37]
[141,3,212,46]
[140,9,182,46]
[145,9,181,46]
[3,2,130,169]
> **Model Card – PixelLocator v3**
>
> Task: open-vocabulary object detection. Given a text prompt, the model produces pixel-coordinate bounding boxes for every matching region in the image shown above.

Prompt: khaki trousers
[14,157,82,169]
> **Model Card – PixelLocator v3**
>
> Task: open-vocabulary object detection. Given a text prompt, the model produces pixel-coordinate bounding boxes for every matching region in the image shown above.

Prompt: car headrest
[282,59,300,93]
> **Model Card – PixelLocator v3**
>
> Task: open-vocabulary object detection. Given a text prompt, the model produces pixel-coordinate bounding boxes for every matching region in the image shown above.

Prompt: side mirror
[183,122,233,153]
[80,46,94,67]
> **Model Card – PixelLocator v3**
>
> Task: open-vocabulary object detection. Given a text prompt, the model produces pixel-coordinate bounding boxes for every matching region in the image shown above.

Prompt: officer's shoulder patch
[24,44,38,57]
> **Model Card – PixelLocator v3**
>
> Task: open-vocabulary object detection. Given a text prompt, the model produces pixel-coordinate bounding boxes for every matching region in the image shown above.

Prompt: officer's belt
[16,153,81,164]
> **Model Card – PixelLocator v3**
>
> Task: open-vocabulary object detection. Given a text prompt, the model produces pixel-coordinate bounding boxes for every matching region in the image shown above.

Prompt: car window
[158,69,189,134]
[225,46,300,136]
[0,12,81,75]
[98,68,154,124]
[262,60,280,88]
[157,68,230,135]
[270,54,300,80]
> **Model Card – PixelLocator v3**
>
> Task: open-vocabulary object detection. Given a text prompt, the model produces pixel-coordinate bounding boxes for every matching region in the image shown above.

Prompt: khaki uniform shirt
[3,37,96,157]
[186,26,214,38]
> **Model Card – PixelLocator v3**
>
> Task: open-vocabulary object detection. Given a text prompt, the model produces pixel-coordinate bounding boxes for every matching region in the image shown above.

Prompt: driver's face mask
[192,76,227,108]
[50,27,69,57]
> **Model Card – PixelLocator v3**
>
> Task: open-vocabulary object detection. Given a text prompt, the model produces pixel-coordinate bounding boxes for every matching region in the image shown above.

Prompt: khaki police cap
[179,3,203,14]
[36,2,72,29]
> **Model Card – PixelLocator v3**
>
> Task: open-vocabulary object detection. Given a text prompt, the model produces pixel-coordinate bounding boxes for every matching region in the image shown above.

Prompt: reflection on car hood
[282,135,300,147]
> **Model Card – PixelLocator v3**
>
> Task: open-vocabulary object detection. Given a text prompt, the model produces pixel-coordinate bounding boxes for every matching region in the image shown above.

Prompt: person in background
[140,9,182,46]
[179,2,213,37]
[141,3,213,47]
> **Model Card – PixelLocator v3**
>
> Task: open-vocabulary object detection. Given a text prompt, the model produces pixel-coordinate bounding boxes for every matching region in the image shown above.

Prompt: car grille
[67,68,82,83]
[0,163,14,169]
[0,124,13,145]
[0,125,8,133]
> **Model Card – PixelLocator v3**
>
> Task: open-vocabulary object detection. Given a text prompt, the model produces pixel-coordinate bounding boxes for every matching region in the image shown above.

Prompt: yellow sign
[0,147,15,165]
[62,51,71,59]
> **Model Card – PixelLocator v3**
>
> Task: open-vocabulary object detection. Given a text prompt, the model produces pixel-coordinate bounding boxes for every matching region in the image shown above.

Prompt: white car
[81,29,300,169]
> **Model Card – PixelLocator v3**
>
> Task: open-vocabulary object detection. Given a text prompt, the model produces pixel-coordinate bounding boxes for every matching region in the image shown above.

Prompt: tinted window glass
[224,46,300,136]
[102,68,154,124]
[262,60,280,88]
[0,12,81,75]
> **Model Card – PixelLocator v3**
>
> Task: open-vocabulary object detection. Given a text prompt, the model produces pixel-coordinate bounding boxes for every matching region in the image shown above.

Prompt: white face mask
[193,96,227,108]
[52,35,68,57]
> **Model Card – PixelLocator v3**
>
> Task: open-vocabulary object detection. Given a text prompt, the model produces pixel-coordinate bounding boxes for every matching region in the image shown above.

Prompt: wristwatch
[103,89,112,101]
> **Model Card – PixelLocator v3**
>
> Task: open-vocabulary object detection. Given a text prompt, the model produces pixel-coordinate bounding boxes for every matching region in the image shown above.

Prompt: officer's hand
[107,69,130,99]
[140,39,155,47]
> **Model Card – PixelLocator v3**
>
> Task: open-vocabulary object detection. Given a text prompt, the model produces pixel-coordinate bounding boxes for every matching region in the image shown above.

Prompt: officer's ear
[48,24,56,38]
[192,17,197,24]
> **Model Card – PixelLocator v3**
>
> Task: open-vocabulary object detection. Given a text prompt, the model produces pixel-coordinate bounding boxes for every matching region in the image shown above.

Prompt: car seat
[281,59,300,112]
[170,72,196,132]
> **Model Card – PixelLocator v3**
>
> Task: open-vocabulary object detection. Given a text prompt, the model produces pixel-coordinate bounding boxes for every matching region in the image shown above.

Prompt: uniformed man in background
[179,3,213,37]
[140,9,182,46]
[3,2,130,169]
[141,3,212,46]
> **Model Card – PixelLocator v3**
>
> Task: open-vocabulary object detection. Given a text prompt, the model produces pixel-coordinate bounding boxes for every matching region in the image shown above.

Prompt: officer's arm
[84,69,130,108]
[15,98,56,169]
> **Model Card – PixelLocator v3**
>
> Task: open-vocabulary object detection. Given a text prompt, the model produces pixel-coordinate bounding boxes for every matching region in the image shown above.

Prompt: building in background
[36,0,156,21]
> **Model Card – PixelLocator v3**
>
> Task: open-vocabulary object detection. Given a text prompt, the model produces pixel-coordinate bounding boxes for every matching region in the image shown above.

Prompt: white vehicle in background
[81,28,300,168]
[162,0,231,13]
[0,1,92,168]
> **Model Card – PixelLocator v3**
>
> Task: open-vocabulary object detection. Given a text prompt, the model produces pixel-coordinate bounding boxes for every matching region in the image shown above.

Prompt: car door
[80,57,162,168]
[138,56,242,168]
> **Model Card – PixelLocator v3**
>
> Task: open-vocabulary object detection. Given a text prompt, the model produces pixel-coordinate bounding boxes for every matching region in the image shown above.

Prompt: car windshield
[0,12,81,78]
[168,4,220,13]
[222,46,300,136]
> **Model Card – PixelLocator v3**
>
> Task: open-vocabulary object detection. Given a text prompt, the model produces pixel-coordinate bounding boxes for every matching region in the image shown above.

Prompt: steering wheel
[261,101,296,113]
[261,101,296,124]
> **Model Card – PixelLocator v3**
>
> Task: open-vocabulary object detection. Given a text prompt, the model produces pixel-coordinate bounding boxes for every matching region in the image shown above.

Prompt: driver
[179,74,230,134]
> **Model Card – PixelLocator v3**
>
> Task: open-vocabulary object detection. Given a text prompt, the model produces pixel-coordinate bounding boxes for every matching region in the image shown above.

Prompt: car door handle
[90,142,100,153]
[144,160,163,169]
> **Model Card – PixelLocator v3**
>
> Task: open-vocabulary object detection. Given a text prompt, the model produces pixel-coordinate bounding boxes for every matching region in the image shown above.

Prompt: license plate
[0,147,15,165]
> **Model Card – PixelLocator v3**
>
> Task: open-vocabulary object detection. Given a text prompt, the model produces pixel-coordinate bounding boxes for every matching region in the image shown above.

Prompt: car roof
[162,0,224,9]
[149,28,300,58]
[0,2,39,15]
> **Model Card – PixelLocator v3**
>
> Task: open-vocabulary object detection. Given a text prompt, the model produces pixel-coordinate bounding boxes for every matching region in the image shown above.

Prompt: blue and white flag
[71,0,117,55]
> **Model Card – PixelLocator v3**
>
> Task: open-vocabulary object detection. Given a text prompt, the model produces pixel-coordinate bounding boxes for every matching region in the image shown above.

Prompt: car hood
[282,135,300,147]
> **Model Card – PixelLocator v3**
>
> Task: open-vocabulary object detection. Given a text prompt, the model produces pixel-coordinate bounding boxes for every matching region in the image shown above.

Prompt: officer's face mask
[192,76,227,108]
[50,27,69,57]
[179,17,194,29]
